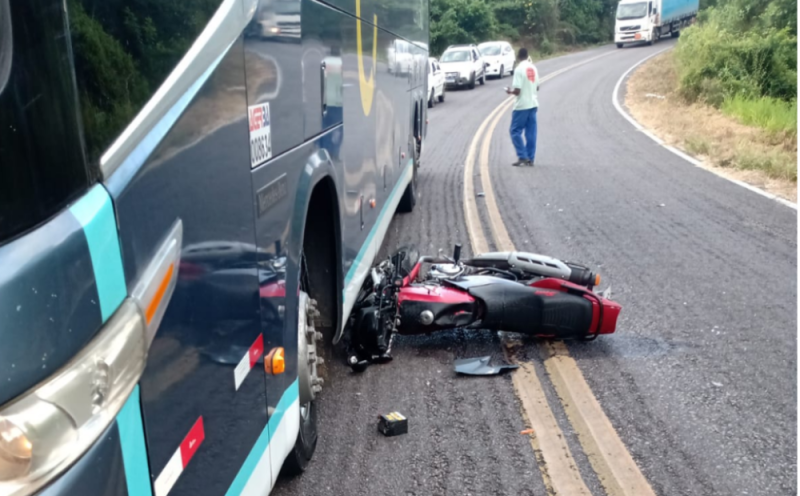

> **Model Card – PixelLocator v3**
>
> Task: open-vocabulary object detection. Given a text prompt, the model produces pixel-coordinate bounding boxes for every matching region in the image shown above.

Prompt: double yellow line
[462,50,657,496]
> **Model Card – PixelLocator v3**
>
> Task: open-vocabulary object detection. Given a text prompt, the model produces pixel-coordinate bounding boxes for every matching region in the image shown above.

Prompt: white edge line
[611,47,797,211]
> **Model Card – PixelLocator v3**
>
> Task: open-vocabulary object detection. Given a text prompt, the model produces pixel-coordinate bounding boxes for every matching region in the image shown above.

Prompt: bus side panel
[245,0,304,158]
[321,0,429,44]
[108,36,270,496]
[249,133,343,487]
[339,11,418,308]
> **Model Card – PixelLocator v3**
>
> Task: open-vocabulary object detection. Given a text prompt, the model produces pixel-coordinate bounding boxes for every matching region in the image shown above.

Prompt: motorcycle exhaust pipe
[465,252,600,287]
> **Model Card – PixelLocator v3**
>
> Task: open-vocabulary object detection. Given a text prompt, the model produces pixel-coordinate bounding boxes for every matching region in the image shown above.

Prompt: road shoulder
[622,50,797,204]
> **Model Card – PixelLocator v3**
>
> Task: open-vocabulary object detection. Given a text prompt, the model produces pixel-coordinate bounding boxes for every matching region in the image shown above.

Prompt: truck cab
[615,0,699,48]
[615,0,658,46]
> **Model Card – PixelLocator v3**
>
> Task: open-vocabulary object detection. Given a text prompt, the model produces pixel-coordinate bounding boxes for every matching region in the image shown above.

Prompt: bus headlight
[0,419,32,480]
[0,300,146,496]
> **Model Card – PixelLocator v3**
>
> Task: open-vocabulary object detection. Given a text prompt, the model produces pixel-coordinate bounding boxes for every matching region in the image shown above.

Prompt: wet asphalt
[275,42,797,496]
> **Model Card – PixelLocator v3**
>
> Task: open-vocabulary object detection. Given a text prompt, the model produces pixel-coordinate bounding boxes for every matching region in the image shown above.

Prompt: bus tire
[284,181,342,476]
[617,43,624,48]
[397,162,417,213]
[283,292,320,475]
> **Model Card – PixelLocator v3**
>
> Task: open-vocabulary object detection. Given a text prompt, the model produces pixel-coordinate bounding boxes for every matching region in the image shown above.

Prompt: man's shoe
[526,159,535,167]
[512,159,528,167]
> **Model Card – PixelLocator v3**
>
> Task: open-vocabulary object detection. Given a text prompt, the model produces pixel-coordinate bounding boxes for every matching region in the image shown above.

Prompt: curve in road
[276,41,796,496]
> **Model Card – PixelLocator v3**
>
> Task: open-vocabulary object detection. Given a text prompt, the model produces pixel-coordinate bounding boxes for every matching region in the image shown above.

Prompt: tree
[430,0,497,54]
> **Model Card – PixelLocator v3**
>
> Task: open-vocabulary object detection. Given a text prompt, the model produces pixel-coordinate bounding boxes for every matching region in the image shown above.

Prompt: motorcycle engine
[429,263,464,280]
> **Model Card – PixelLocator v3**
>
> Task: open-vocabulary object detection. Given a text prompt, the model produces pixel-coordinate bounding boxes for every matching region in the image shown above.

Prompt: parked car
[478,41,515,79]
[428,57,445,107]
[440,44,486,90]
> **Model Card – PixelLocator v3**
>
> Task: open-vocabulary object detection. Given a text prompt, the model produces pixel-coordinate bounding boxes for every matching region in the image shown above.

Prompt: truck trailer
[615,0,699,47]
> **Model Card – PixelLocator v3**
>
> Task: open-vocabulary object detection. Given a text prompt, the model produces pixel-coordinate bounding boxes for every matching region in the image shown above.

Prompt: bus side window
[0,0,95,244]
[68,0,225,166]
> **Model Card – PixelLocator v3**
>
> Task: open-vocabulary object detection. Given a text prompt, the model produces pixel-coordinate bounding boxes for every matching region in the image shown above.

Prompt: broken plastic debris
[454,356,519,376]
[520,428,535,435]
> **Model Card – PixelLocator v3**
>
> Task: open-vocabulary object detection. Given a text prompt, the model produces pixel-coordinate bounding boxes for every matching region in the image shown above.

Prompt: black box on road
[378,412,408,437]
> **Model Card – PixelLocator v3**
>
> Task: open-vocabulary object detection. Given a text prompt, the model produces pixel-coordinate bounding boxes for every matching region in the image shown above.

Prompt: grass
[736,147,798,182]
[685,136,711,156]
[721,95,798,140]
[625,51,797,200]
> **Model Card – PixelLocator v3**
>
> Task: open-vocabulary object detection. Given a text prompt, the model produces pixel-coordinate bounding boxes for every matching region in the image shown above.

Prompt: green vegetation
[722,95,797,139]
[68,0,219,163]
[673,0,797,137]
[736,146,797,181]
[430,0,618,55]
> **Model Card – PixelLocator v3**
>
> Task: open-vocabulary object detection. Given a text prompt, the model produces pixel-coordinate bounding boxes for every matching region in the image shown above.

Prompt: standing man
[505,48,539,167]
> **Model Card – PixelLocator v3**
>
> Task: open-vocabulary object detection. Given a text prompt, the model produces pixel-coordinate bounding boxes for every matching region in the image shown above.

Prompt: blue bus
[0,0,428,494]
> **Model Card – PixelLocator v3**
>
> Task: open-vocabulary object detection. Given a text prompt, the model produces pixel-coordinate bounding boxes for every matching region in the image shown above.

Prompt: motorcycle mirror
[453,244,462,264]
[391,245,419,277]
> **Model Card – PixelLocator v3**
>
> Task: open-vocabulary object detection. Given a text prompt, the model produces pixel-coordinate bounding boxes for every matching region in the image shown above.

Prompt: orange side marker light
[264,347,286,375]
[146,263,174,324]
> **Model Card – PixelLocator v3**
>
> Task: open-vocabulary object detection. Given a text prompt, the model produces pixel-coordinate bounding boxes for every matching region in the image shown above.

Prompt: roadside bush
[674,0,797,106]
[674,21,797,104]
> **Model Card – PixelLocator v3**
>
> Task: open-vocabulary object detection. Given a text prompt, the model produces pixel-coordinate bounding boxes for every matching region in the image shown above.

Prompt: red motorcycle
[345,244,620,371]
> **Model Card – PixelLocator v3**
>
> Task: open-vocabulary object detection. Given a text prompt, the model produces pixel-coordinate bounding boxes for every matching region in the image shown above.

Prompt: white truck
[615,0,699,47]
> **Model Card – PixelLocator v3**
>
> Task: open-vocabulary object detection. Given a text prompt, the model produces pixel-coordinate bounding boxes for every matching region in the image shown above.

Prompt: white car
[388,39,414,75]
[440,44,486,90]
[478,41,515,79]
[427,57,445,107]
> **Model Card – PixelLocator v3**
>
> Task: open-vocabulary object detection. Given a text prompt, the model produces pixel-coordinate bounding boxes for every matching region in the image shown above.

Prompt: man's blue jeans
[510,107,538,162]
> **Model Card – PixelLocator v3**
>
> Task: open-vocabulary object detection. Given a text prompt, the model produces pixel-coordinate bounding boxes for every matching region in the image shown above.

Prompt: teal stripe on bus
[118,386,154,496]
[225,379,299,496]
[69,184,127,323]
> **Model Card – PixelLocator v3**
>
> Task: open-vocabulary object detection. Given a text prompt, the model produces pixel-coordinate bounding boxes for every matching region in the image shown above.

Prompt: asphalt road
[276,42,797,496]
